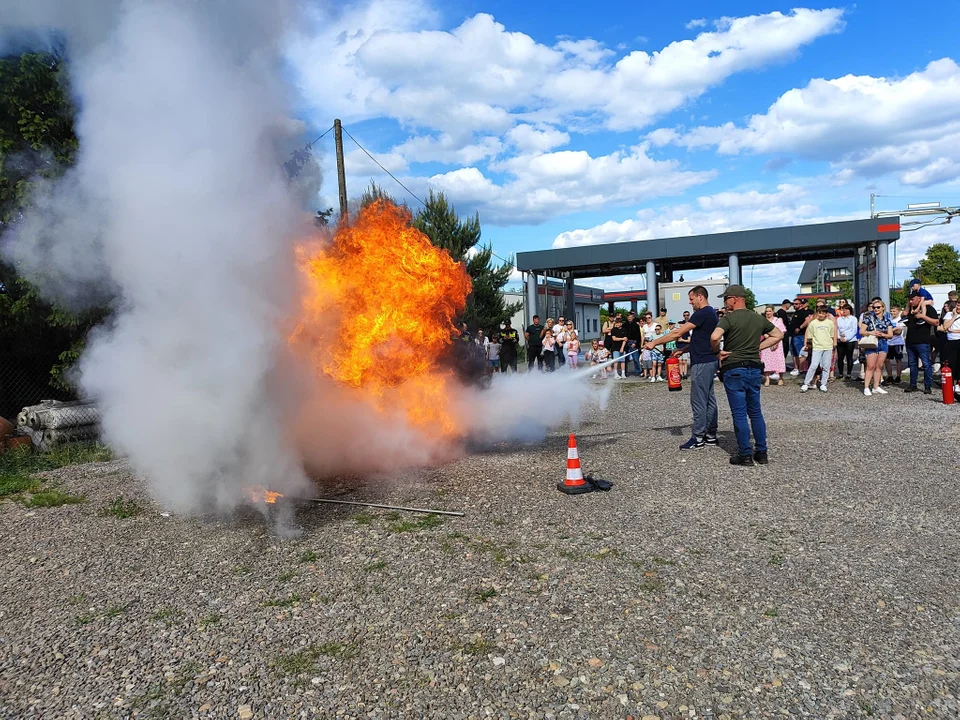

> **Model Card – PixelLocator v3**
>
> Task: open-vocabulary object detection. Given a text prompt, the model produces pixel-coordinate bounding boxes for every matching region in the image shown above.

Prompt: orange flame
[246,485,283,504]
[291,200,471,435]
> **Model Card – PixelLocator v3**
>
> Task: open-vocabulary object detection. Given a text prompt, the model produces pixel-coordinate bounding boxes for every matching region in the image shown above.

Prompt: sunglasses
[871,305,882,309]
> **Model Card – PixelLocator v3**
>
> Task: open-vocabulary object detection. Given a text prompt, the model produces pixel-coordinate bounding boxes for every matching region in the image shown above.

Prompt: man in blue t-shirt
[644,285,719,450]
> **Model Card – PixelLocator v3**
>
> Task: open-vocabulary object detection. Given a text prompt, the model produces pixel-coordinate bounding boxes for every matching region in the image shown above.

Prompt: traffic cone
[557,433,593,495]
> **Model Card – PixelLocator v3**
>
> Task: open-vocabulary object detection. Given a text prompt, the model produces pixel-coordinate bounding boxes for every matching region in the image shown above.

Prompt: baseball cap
[721,284,747,298]
[781,298,791,304]
[909,278,921,287]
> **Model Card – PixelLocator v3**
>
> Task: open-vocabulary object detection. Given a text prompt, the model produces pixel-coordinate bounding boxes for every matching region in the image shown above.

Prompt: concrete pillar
[877,240,890,308]
[646,261,658,317]
[525,272,538,327]
[728,253,740,286]
[607,301,615,315]
[564,276,575,323]
[630,299,638,313]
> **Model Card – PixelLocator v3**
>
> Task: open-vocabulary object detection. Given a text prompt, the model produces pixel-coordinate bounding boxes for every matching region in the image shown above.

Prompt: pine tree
[412,190,519,333]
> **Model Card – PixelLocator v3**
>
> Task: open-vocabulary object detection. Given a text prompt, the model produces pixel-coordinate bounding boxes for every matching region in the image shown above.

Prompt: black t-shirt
[688,306,718,365]
[776,308,791,328]
[610,324,627,351]
[624,319,641,343]
[789,308,810,336]
[905,305,938,345]
[526,323,543,346]
[500,328,520,353]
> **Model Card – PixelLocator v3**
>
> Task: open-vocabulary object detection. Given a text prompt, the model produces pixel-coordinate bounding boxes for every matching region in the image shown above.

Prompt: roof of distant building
[796,258,854,285]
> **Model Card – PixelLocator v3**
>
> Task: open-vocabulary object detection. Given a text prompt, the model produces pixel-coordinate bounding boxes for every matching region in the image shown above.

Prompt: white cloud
[289,5,844,135]
[427,144,715,225]
[685,18,708,30]
[505,124,570,153]
[552,184,839,248]
[653,58,960,186]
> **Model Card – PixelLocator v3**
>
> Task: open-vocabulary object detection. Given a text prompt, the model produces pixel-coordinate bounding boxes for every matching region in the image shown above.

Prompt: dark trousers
[527,346,543,371]
[907,344,932,390]
[836,341,856,377]
[945,339,960,375]
[542,350,556,371]
[501,352,518,374]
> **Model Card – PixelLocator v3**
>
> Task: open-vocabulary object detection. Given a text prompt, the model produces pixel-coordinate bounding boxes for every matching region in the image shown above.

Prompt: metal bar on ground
[300,497,465,517]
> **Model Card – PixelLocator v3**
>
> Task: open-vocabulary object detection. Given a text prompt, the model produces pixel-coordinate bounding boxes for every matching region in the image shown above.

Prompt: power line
[341,124,515,268]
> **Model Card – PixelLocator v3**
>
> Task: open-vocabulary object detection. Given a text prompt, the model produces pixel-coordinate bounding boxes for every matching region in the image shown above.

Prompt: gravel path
[1,376,958,719]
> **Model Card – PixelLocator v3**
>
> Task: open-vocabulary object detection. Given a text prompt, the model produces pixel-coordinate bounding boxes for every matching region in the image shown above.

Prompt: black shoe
[704,435,719,447]
[753,451,768,465]
[904,386,918,393]
[880,379,890,387]
[924,388,933,395]
[893,377,901,384]
[679,437,704,450]
[844,375,852,380]
[729,454,754,466]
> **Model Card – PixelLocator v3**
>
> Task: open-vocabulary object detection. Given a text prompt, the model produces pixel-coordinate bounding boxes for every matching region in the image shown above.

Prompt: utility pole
[334,119,348,221]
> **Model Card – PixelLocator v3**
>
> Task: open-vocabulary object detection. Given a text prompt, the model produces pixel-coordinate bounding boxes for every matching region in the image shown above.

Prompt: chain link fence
[0,352,75,422]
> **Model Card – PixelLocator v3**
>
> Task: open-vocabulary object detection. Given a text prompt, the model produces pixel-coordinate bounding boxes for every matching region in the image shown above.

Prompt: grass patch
[199,613,222,628]
[261,594,301,608]
[352,512,374,525]
[272,642,359,675]
[763,607,778,618]
[459,636,492,655]
[1,442,111,500]
[102,496,144,519]
[232,564,253,575]
[474,587,498,603]
[299,550,318,563]
[74,613,95,626]
[768,554,784,566]
[150,607,182,621]
[104,603,129,618]
[363,560,387,572]
[22,488,85,508]
[652,556,676,566]
[387,513,444,533]
[277,570,296,582]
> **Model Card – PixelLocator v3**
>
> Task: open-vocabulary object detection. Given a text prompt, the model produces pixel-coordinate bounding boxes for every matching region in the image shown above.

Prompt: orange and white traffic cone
[557,433,593,495]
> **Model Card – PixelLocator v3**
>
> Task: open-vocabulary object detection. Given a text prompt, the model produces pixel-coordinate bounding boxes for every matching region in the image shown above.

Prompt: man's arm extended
[759,325,783,352]
[710,326,725,354]
[645,321,695,350]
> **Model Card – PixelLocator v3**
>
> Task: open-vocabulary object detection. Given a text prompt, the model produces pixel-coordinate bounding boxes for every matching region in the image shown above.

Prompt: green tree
[412,190,519,332]
[0,52,104,396]
[744,287,757,311]
[914,242,960,286]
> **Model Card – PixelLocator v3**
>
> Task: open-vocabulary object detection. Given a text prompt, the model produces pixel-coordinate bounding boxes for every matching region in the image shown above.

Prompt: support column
[525,272,538,327]
[877,240,890,308]
[728,253,740,286]
[607,301,615,315]
[646,260,658,317]
[630,299,638,313]
[564,276,575,324]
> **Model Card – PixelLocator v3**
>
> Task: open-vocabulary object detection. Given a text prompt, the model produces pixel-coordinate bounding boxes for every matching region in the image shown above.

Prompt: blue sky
[285,1,960,302]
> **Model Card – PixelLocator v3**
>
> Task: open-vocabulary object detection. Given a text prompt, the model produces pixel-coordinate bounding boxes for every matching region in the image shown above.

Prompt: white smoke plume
[1,0,314,511]
[2,0,613,513]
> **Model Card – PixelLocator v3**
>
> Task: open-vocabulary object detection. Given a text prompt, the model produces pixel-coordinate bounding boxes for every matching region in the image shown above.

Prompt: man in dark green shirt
[710,284,783,466]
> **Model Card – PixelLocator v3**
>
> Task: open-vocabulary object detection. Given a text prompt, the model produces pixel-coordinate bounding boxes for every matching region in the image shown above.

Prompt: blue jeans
[907,344,932,390]
[791,335,805,359]
[626,341,641,375]
[722,367,767,456]
[689,361,719,440]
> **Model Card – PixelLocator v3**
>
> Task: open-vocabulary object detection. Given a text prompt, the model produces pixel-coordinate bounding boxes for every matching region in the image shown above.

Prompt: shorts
[488,359,500,368]
[861,338,889,356]
[887,344,904,360]
[613,350,623,359]
[791,335,805,356]
[680,353,690,362]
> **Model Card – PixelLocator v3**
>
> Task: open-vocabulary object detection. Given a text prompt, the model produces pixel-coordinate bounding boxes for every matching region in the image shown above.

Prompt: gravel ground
[1,374,959,720]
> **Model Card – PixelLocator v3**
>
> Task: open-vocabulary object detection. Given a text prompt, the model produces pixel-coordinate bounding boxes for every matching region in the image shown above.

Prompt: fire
[291,200,471,435]
[246,485,283,504]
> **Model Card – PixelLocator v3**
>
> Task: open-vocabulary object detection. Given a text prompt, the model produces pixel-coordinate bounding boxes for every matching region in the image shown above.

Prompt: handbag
[858,335,878,349]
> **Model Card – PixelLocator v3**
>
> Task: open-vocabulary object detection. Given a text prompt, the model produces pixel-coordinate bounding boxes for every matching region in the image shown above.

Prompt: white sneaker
[819,385,828,393]
[800,384,809,393]
[591,373,598,379]
[864,388,872,396]
[649,377,656,383]
[954,384,959,393]
[873,386,888,394]
[934,363,941,373]
[657,376,665,382]
[790,369,800,376]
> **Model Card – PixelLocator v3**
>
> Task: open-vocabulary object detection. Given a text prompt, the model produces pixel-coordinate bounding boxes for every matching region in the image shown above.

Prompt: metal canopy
[515,218,900,278]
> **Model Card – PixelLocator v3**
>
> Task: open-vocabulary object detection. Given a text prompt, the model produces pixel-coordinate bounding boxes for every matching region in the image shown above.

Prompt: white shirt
[944,312,960,341]
[836,315,858,342]
[888,315,905,346]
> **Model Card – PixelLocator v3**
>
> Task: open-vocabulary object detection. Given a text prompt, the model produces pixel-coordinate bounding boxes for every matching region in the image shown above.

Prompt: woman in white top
[835,305,859,380]
[942,301,960,392]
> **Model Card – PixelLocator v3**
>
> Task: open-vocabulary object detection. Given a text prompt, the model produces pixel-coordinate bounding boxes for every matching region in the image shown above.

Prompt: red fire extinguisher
[667,356,682,392]
[943,365,954,405]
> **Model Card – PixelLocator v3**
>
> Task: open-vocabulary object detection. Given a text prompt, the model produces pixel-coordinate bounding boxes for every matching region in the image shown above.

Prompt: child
[486,333,501,373]
[595,343,611,379]
[565,331,580,369]
[541,330,556,372]
[586,339,600,377]
[649,325,666,382]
